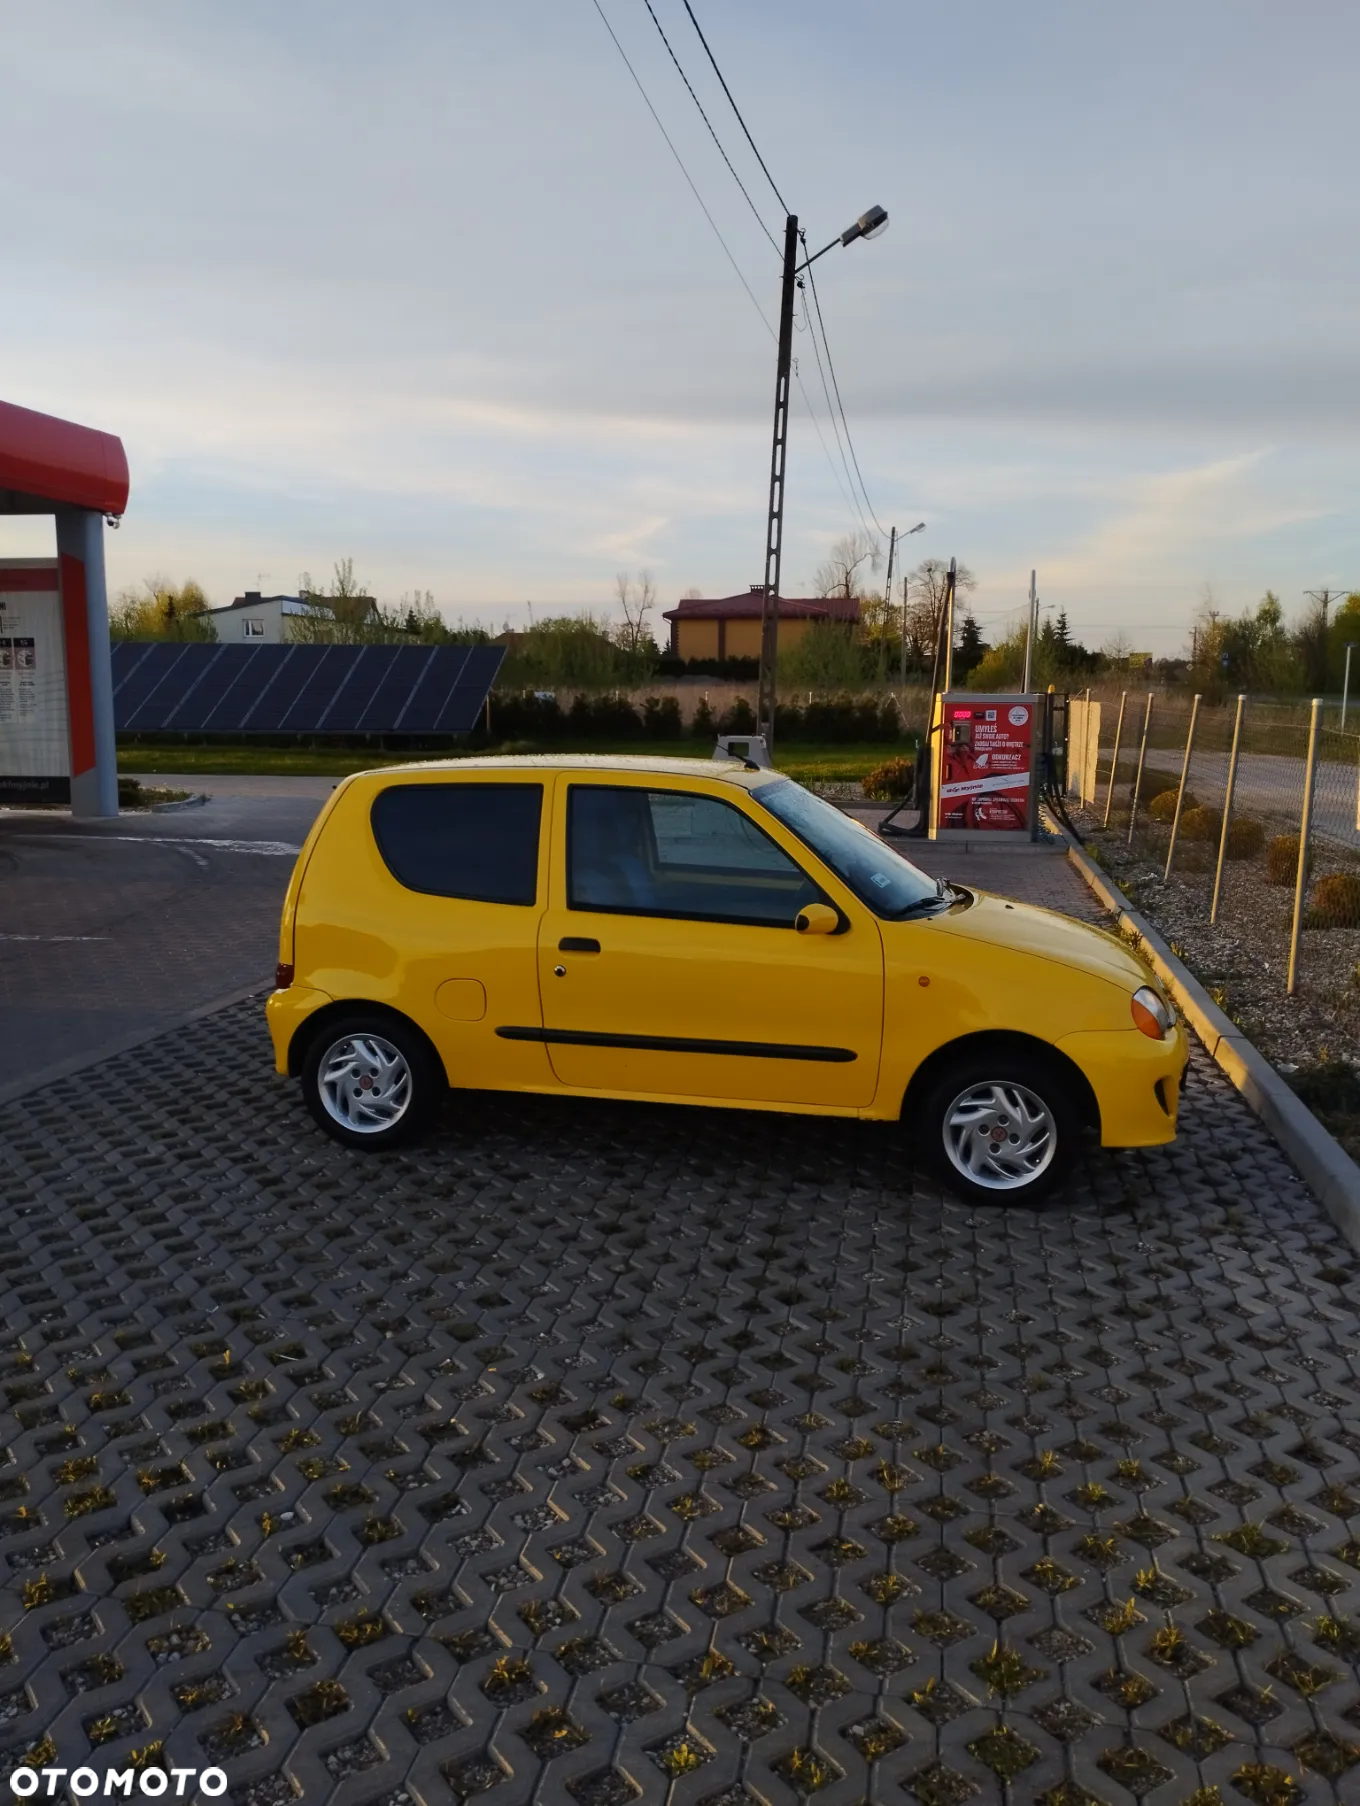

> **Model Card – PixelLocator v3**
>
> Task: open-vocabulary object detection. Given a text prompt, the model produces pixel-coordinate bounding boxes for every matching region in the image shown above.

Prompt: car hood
[920,889,1151,992]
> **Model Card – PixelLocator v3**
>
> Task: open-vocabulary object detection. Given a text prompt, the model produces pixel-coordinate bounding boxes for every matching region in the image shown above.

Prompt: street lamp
[756,205,890,748]
[896,522,926,685]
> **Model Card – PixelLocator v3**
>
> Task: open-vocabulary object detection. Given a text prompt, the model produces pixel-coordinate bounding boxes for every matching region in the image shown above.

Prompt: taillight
[275,962,294,989]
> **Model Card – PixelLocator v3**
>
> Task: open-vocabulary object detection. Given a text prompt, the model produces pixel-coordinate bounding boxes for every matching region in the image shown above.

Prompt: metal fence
[1069,692,1360,1009]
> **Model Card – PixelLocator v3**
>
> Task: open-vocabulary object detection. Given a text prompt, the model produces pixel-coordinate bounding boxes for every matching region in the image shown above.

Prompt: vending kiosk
[929,692,1042,841]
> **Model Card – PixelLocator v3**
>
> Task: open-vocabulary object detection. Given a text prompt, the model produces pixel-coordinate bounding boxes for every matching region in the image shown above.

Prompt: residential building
[662,587,860,661]
[205,591,377,644]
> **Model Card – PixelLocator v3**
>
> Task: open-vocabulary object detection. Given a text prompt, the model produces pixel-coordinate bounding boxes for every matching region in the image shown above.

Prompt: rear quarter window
[370,783,542,905]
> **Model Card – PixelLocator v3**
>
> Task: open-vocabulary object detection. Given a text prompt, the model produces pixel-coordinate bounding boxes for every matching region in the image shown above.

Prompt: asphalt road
[0,791,320,1099]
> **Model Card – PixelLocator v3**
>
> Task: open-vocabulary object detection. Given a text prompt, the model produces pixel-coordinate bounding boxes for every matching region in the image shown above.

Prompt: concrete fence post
[1287,697,1323,997]
[1127,692,1155,847]
[1164,693,1201,880]
[1210,693,1246,925]
[1102,690,1127,828]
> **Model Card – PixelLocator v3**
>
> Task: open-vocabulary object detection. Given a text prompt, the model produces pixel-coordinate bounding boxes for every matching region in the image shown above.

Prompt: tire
[301,1012,443,1150]
[916,1050,1078,1206]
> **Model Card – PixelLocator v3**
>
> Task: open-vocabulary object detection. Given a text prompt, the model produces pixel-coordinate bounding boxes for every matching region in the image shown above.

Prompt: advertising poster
[936,697,1033,832]
[0,559,69,806]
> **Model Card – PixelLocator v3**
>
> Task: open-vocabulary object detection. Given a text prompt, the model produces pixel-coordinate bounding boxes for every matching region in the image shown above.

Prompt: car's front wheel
[918,1051,1078,1205]
[301,1013,442,1150]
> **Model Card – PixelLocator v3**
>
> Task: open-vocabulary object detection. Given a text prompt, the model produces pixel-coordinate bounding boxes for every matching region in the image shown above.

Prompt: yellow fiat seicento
[267,755,1186,1204]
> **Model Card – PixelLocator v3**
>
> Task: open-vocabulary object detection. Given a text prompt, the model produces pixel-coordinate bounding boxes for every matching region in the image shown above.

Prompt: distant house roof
[661,590,860,624]
[207,592,376,618]
[207,593,317,618]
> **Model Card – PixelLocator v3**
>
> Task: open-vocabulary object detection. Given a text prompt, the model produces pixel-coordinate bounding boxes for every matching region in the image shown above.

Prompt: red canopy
[0,398,129,515]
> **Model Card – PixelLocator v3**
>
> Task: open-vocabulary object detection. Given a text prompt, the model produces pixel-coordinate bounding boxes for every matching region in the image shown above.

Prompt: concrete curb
[1062,832,1360,1251]
[0,981,266,1109]
[151,792,210,812]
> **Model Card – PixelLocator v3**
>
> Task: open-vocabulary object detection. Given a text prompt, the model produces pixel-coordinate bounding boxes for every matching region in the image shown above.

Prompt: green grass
[115,740,910,784]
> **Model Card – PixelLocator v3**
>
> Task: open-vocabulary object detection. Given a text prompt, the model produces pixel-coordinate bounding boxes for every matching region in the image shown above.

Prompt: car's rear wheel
[918,1052,1078,1205]
[301,1013,442,1150]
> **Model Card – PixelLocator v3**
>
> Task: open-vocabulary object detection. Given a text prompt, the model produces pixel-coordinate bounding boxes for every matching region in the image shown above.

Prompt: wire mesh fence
[1067,692,1360,1060]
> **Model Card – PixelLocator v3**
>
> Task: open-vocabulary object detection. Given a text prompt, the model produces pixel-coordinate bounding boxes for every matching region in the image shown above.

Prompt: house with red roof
[661,587,860,662]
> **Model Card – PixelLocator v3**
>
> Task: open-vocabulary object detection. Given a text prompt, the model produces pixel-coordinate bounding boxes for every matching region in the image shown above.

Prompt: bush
[862,757,916,800]
[690,698,717,742]
[1310,872,1360,927]
[1148,788,1194,823]
[1179,804,1222,843]
[641,695,682,740]
[1266,833,1304,886]
[719,696,758,736]
[1224,816,1265,860]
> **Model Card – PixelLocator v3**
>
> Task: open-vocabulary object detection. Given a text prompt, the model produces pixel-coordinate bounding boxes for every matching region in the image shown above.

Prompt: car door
[522,775,883,1107]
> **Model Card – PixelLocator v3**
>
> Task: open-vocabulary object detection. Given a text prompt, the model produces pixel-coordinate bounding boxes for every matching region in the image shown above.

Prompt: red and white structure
[0,399,127,816]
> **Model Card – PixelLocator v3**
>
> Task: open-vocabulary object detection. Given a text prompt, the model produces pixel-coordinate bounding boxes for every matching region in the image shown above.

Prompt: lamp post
[756,205,889,750]
[896,522,926,685]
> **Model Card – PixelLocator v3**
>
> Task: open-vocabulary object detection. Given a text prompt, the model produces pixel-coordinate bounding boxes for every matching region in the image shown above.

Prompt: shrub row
[477,690,909,745]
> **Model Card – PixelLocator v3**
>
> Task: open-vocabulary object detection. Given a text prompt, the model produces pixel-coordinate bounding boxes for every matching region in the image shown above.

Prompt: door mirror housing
[795,903,840,936]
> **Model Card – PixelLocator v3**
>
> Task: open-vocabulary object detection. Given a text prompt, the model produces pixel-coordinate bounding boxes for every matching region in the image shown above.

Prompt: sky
[2,0,1358,655]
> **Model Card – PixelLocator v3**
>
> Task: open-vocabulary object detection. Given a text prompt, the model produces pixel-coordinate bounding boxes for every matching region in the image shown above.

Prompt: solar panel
[111,640,505,736]
[322,645,399,734]
[113,643,196,730]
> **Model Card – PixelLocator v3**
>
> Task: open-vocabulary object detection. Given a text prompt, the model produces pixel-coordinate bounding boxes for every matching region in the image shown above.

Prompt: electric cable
[679,0,789,214]
[792,363,862,529]
[589,2,873,546]
[798,284,875,540]
[801,234,891,541]
[589,0,775,340]
[639,0,780,255]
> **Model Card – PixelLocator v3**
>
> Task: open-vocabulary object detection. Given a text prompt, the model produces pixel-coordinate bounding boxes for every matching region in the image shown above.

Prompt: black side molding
[496,1026,855,1063]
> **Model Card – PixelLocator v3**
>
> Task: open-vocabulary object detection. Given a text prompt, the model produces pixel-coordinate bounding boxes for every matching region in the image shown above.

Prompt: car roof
[352,754,782,789]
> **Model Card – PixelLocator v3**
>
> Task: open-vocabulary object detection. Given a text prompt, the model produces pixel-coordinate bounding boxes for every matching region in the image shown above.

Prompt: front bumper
[265,985,333,1076]
[1055,1024,1189,1148]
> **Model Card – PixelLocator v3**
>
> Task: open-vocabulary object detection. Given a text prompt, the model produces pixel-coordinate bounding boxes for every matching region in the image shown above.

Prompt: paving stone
[1,971,1358,1802]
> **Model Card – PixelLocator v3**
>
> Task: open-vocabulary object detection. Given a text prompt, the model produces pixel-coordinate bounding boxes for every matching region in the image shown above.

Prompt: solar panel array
[110,642,505,735]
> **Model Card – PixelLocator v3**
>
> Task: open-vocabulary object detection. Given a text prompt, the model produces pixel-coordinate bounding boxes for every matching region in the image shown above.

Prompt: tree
[109,577,216,642]
[814,530,880,601]
[901,559,977,670]
[956,613,987,676]
[778,620,868,689]
[613,569,657,658]
[682,586,704,600]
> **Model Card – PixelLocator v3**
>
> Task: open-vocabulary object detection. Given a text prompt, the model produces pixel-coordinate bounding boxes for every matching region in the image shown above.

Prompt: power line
[801,232,891,541]
[797,285,875,540]
[792,361,862,530]
[588,3,869,546]
[588,0,774,339]
[639,0,780,256]
[679,0,789,215]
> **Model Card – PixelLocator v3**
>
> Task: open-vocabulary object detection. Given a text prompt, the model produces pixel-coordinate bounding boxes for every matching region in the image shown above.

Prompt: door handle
[558,937,601,953]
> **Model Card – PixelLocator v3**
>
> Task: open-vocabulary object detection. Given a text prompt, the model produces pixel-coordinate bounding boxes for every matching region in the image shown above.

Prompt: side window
[372,783,542,904]
[568,785,820,926]
[243,618,265,638]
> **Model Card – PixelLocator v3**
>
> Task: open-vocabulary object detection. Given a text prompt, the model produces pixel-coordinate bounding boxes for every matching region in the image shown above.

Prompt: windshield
[753,778,942,918]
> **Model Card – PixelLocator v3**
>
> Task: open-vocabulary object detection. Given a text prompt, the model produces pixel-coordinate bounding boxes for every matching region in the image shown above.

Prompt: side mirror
[795,903,840,936]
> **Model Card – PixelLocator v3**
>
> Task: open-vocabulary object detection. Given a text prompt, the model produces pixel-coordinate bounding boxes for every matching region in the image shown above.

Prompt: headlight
[1131,985,1173,1039]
